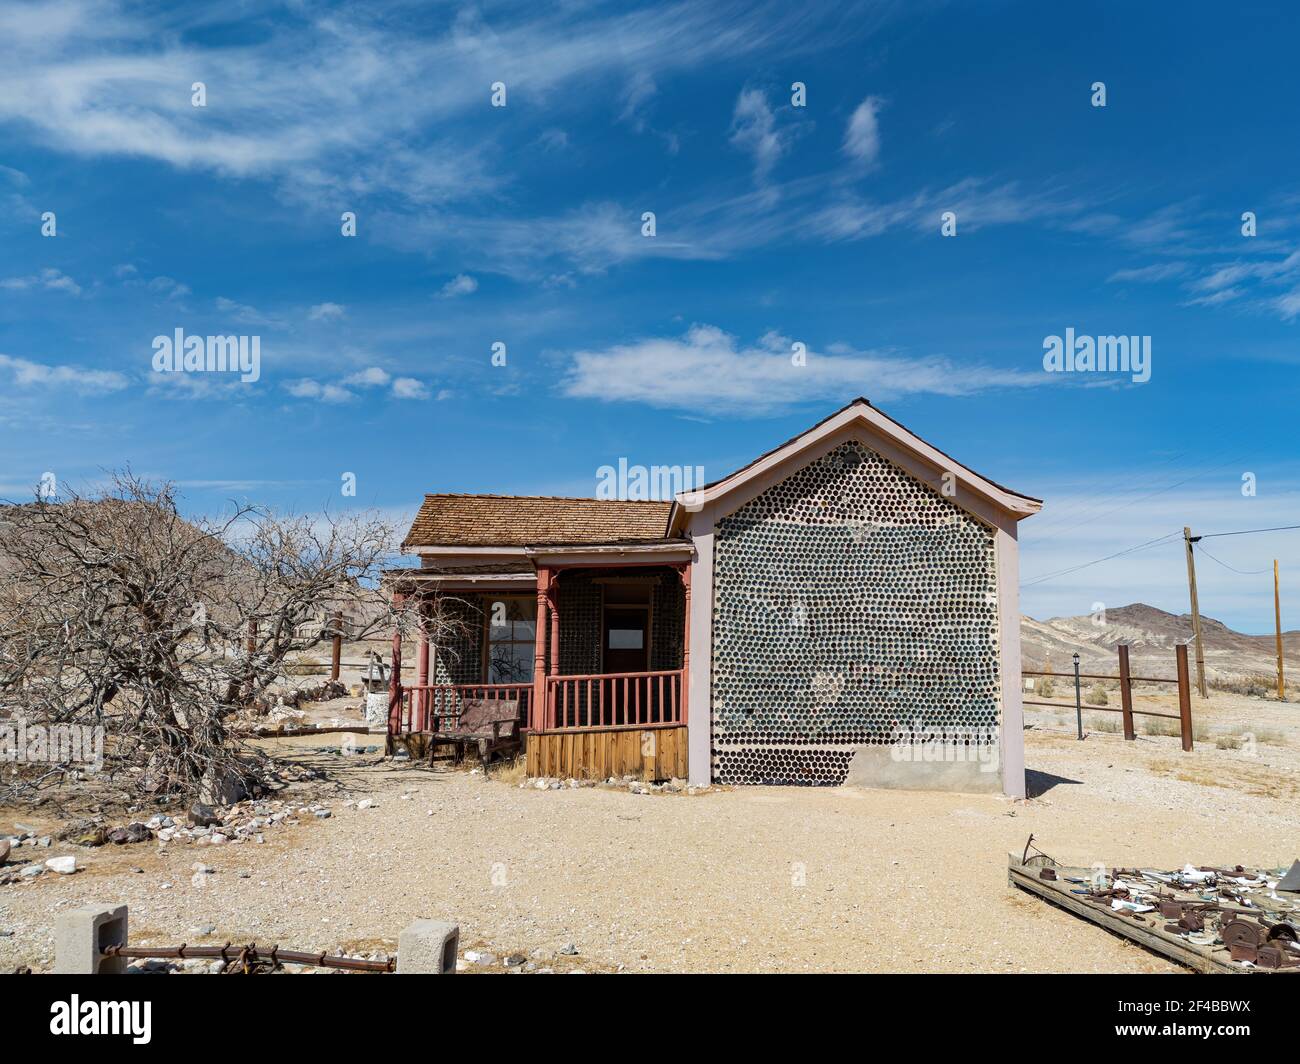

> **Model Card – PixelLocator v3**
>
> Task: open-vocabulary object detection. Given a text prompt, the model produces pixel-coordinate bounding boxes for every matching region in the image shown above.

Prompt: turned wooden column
[531,567,550,732]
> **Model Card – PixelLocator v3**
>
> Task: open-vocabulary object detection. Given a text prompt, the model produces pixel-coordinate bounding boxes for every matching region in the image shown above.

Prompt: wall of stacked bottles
[430,594,484,685]
[711,440,1000,786]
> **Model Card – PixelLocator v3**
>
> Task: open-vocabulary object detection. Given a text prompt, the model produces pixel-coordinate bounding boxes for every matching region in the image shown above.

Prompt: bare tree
[0,472,398,804]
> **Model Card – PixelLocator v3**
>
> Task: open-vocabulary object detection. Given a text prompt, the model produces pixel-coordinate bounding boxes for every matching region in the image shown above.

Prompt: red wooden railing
[389,683,531,736]
[544,669,684,731]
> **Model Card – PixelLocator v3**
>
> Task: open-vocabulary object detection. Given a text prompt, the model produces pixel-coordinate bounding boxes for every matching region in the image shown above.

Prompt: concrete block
[54,903,128,974]
[396,919,459,974]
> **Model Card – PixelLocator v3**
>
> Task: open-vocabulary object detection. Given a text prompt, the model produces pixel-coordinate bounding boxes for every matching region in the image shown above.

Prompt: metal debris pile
[1022,837,1300,971]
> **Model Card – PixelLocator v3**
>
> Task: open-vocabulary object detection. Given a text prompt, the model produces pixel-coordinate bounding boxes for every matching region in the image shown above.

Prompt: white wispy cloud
[0,352,128,392]
[342,367,390,387]
[729,88,789,185]
[842,95,883,166]
[391,377,430,400]
[0,267,82,295]
[1106,262,1187,284]
[439,274,478,298]
[284,379,353,403]
[0,0,890,207]
[309,302,346,321]
[291,365,435,401]
[560,324,1042,415]
[214,296,280,327]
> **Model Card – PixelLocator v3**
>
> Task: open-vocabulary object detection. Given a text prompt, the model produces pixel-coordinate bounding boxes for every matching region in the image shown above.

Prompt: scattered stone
[357,799,375,810]
[107,823,151,845]
[313,809,332,819]
[504,953,527,968]
[45,856,76,875]
[0,838,9,864]
[559,943,579,956]
[189,803,221,828]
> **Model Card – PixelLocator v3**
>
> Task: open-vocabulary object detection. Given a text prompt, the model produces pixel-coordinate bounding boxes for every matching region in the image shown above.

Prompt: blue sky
[1,0,1297,632]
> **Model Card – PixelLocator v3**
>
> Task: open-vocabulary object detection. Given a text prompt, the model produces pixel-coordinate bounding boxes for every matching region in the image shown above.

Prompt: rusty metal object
[1022,834,1060,869]
[1221,918,1265,952]
[1038,867,1058,881]
[102,942,393,973]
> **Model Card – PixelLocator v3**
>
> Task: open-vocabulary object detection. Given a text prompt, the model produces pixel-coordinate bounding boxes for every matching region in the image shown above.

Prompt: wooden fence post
[1175,643,1194,752]
[330,610,343,683]
[388,594,405,740]
[1117,644,1136,741]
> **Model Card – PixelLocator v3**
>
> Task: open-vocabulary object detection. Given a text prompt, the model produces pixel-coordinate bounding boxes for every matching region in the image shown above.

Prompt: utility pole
[1276,560,1286,701]
[1183,527,1208,698]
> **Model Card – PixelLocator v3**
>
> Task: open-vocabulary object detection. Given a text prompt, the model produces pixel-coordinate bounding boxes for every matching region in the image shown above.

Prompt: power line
[1022,530,1182,587]
[1199,523,1300,540]
[1194,542,1272,576]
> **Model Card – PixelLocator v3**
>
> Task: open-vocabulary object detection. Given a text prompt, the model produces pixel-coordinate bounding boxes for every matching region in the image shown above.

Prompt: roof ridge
[421,493,673,505]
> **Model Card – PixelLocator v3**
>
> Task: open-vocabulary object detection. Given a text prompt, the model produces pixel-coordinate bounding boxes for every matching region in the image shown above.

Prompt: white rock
[45,856,76,874]
[357,799,375,810]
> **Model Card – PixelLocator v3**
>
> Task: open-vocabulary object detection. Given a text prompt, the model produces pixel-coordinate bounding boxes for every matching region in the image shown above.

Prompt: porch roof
[402,494,672,549]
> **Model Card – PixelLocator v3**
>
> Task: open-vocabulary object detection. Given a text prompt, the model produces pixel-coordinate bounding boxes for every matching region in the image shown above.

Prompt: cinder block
[54,903,128,974]
[396,919,459,974]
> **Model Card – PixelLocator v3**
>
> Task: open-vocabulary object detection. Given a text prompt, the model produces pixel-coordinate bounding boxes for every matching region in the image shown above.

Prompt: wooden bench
[432,697,522,766]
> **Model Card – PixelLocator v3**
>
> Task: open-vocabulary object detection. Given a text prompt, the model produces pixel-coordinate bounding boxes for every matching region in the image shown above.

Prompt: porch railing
[389,683,532,735]
[544,669,684,731]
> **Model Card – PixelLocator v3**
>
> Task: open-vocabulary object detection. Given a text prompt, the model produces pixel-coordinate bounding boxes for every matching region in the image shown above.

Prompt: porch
[385,553,691,781]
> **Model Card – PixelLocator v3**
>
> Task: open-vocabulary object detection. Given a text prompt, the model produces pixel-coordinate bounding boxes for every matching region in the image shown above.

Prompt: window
[486,596,536,683]
[608,628,643,650]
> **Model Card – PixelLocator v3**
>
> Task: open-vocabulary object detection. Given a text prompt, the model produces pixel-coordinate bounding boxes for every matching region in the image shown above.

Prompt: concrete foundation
[843,743,1002,794]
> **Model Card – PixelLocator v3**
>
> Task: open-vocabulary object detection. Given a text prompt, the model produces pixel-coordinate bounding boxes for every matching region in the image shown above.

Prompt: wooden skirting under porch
[526,725,687,782]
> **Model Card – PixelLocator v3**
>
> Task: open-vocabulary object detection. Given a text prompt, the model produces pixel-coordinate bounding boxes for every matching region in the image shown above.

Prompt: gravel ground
[2,689,1297,974]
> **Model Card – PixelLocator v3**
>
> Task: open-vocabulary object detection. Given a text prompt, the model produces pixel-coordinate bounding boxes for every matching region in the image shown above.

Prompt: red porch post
[679,563,691,724]
[416,596,430,731]
[548,572,561,683]
[531,566,551,732]
[388,592,405,735]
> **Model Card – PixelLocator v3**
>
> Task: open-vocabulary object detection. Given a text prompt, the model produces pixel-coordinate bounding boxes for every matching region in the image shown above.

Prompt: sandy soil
[2,688,1297,974]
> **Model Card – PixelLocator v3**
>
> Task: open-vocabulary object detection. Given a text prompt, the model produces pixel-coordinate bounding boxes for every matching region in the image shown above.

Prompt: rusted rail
[1022,698,1180,720]
[103,942,393,973]
[1023,670,1173,683]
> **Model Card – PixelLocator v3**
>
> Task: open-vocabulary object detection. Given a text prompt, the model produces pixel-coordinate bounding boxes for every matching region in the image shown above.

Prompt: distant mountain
[1020,603,1300,682]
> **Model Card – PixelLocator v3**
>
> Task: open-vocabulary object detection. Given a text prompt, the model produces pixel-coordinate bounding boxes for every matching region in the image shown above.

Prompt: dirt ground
[2,687,1297,974]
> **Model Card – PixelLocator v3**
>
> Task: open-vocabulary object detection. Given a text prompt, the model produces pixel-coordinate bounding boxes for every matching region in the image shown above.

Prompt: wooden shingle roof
[403,494,674,549]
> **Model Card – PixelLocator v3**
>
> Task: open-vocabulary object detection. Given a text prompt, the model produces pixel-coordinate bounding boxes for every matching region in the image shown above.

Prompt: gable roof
[404,399,1041,550]
[668,397,1042,530]
[403,494,673,549]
